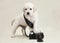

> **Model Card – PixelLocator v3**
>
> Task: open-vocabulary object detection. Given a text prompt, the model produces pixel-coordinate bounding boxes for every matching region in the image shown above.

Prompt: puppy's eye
[25,8,27,10]
[30,8,32,10]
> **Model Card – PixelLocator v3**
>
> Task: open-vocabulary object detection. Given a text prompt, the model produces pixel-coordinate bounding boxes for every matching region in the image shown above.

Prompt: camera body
[29,31,44,42]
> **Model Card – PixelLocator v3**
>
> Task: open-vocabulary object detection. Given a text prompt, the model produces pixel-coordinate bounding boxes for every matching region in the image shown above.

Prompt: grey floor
[0,0,60,43]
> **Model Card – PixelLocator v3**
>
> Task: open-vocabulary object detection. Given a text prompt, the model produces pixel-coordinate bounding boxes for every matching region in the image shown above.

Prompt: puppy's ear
[22,8,25,15]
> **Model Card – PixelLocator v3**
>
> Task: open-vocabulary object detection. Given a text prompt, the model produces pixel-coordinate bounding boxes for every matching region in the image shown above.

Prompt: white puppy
[11,2,38,37]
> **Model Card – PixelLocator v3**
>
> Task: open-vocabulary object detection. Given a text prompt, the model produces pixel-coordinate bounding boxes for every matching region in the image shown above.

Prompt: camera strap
[23,15,34,28]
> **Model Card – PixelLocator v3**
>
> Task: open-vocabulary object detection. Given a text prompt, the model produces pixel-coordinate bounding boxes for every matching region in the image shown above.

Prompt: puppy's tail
[11,19,15,26]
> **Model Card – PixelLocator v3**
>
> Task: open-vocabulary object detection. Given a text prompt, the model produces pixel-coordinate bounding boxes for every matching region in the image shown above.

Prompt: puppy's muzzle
[27,12,30,15]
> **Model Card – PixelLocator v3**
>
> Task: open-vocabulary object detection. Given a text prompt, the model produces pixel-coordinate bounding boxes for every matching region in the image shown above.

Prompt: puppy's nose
[27,12,30,15]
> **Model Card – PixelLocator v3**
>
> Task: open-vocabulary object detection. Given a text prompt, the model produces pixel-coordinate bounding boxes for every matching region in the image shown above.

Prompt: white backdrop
[0,0,60,43]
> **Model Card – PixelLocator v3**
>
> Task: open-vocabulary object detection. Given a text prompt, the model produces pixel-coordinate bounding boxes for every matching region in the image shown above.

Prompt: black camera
[29,31,44,42]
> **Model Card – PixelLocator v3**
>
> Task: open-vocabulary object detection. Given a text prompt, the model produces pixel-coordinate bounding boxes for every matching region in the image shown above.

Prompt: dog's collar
[23,15,34,28]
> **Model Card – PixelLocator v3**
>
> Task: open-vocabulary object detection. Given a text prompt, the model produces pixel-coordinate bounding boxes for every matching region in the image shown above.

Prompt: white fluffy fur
[11,2,38,37]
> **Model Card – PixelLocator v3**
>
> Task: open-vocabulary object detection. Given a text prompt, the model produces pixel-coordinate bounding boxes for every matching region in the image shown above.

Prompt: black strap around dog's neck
[24,15,34,28]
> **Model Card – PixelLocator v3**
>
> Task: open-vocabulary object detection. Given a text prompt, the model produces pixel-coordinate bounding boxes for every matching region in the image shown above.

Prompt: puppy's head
[23,2,36,16]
